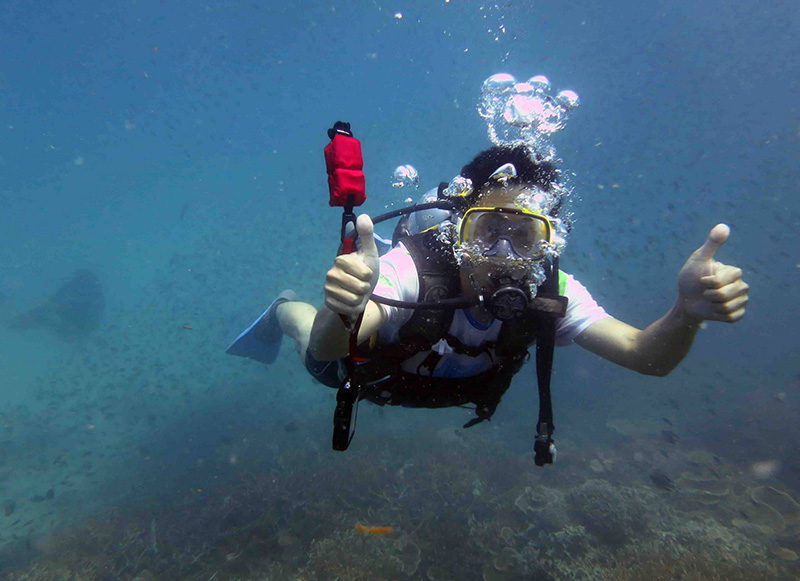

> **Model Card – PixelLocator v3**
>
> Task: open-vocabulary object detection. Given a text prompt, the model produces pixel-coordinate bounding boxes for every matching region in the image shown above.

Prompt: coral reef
[566,479,650,549]
[299,528,421,580]
[2,432,795,581]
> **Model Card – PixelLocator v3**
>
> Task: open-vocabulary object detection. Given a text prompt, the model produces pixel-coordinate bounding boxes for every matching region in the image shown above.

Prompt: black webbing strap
[533,315,556,465]
[533,257,560,467]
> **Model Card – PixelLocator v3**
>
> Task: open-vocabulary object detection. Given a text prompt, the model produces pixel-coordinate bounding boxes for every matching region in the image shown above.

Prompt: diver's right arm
[307,215,386,361]
[308,301,385,361]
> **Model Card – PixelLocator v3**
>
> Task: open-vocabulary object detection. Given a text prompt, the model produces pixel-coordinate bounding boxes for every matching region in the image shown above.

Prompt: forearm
[308,306,352,361]
[308,301,385,361]
[632,302,702,376]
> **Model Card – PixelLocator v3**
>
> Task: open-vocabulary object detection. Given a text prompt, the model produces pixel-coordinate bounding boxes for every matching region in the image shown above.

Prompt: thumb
[356,214,379,262]
[692,223,730,261]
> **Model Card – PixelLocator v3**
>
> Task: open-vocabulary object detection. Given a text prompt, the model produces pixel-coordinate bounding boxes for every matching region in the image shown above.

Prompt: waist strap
[357,353,525,426]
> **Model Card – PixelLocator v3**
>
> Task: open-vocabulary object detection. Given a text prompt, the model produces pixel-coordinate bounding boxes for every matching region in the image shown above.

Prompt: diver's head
[455,144,570,261]
[455,185,549,320]
[453,146,568,320]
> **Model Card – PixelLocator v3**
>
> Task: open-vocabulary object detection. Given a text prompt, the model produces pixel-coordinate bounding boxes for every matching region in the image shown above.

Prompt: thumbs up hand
[324,214,381,318]
[677,224,749,323]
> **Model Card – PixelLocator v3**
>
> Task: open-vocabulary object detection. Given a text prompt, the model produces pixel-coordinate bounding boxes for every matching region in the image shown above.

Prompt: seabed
[2,419,797,581]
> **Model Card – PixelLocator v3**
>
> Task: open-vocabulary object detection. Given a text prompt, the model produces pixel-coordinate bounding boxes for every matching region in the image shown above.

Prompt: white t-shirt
[373,243,610,378]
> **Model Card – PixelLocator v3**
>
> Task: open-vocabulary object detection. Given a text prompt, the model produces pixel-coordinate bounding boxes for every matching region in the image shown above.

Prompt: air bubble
[391,164,419,189]
[482,73,517,93]
[527,75,551,93]
[556,90,580,111]
[442,175,473,198]
[477,71,580,161]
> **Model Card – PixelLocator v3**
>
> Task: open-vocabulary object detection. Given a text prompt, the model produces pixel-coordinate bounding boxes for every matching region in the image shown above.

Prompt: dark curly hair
[459,145,568,223]
[460,145,559,193]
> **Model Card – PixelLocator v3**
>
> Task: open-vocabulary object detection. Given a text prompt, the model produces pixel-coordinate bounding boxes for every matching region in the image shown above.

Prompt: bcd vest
[353,230,568,427]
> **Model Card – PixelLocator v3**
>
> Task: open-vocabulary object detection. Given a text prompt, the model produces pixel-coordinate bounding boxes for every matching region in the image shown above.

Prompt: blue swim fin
[226,290,297,365]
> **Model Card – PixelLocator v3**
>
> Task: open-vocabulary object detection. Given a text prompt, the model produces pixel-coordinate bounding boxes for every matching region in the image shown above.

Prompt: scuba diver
[226,143,749,464]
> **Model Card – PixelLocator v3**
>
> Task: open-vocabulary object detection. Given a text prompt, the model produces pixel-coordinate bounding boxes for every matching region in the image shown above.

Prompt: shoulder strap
[395,231,459,350]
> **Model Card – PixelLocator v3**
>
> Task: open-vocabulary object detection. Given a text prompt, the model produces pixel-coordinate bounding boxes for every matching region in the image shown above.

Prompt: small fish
[46,489,54,500]
[3,500,15,517]
[649,471,677,491]
[661,430,678,445]
[355,523,394,535]
[284,421,297,433]
[662,417,672,426]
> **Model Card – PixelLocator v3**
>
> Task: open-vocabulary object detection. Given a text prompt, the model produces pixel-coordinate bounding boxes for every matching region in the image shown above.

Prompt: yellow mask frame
[458,206,552,261]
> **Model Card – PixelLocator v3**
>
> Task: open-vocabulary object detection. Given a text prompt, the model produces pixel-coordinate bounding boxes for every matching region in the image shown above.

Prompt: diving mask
[459,206,552,262]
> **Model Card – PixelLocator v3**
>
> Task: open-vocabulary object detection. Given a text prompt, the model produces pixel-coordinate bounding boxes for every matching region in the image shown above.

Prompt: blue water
[1,1,798,578]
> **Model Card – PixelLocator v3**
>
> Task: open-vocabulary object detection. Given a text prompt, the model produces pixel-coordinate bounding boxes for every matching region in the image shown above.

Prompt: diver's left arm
[574,224,749,376]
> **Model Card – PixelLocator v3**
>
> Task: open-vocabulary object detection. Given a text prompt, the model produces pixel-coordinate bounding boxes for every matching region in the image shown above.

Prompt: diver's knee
[277,302,316,336]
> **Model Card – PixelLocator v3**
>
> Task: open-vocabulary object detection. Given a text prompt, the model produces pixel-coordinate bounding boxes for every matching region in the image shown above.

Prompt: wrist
[670,299,703,328]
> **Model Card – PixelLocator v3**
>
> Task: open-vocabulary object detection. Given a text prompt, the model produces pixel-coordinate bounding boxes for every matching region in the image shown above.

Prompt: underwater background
[0,0,798,579]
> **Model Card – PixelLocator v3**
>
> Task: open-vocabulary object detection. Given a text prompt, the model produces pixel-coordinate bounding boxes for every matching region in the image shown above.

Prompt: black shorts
[304,351,343,388]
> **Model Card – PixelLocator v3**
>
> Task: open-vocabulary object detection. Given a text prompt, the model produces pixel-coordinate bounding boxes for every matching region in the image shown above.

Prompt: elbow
[627,344,680,377]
